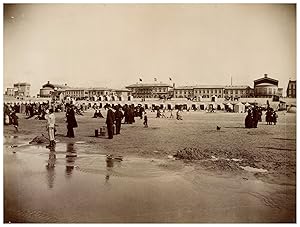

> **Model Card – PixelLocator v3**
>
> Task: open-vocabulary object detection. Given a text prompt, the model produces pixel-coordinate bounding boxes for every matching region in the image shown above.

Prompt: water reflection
[65,143,77,179]
[46,147,56,189]
[105,158,114,183]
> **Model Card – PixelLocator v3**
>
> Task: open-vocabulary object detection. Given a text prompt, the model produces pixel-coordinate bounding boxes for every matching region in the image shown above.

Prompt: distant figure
[252,107,259,128]
[266,108,273,125]
[66,104,78,138]
[258,108,262,122]
[216,126,221,130]
[139,107,144,119]
[169,109,174,119]
[106,105,115,139]
[143,112,148,127]
[272,111,278,125]
[93,108,104,118]
[176,109,183,120]
[161,109,166,118]
[10,111,19,132]
[156,109,161,118]
[245,109,253,128]
[45,109,55,148]
[114,107,123,135]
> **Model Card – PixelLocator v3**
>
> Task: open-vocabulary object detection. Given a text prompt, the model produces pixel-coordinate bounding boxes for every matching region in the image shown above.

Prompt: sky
[3,4,296,96]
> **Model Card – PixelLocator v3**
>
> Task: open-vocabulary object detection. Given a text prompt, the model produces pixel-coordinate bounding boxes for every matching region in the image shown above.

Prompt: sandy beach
[4,110,296,223]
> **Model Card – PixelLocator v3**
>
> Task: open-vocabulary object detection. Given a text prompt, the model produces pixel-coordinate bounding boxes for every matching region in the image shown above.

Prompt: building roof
[42,81,68,89]
[64,87,112,91]
[254,74,278,85]
[224,85,251,89]
[14,82,31,86]
[114,88,131,92]
[174,86,194,90]
[193,85,224,89]
[87,87,112,91]
[255,83,278,87]
[126,82,172,88]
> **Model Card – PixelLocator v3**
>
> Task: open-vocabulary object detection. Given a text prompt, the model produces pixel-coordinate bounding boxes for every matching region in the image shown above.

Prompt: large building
[193,85,225,98]
[173,85,253,99]
[125,82,173,98]
[173,86,195,98]
[286,80,296,98]
[254,74,282,98]
[5,88,14,96]
[224,85,254,99]
[39,81,129,101]
[114,88,131,98]
[13,82,31,97]
[40,81,68,98]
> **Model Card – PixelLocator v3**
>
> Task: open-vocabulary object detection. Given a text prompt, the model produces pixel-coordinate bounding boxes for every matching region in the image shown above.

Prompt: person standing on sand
[10,111,19,132]
[245,109,253,128]
[252,106,259,128]
[106,105,115,139]
[114,106,123,135]
[169,109,174,119]
[66,104,78,138]
[45,109,56,148]
[143,112,148,127]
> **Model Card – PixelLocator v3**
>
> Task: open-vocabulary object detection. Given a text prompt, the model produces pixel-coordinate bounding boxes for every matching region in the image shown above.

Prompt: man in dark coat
[114,107,124,135]
[123,105,129,124]
[106,105,115,139]
[252,106,259,128]
[245,109,253,128]
[128,107,133,124]
[66,104,78,138]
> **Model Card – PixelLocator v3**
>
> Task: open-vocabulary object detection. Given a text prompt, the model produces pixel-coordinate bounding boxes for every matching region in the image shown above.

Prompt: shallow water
[239,166,268,173]
[4,137,295,223]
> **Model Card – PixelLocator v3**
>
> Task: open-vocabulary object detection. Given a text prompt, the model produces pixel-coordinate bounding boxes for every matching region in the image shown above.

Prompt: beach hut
[128,95,133,101]
[278,100,287,111]
[199,103,206,110]
[167,103,173,110]
[234,102,245,113]
[217,103,225,110]
[97,95,103,101]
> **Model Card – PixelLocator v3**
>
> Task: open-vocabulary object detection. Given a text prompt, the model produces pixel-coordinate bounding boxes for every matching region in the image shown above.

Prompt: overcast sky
[4,4,296,96]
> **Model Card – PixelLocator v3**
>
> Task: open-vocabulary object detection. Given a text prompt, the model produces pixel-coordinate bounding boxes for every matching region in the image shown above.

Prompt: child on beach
[143,112,148,128]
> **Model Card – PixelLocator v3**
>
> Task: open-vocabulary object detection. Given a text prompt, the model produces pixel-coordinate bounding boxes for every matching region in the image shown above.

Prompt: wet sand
[4,110,296,223]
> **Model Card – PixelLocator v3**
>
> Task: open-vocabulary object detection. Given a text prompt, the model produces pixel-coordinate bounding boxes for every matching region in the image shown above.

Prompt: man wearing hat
[114,106,124,135]
[46,108,56,148]
[106,105,115,139]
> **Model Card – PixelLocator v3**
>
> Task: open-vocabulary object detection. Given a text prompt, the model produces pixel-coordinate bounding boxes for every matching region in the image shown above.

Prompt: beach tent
[224,103,233,112]
[217,103,225,110]
[287,104,296,113]
[160,103,165,109]
[111,95,118,101]
[234,102,245,113]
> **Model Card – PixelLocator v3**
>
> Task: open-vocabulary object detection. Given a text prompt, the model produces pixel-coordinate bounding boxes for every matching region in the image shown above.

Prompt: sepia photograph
[3,2,296,223]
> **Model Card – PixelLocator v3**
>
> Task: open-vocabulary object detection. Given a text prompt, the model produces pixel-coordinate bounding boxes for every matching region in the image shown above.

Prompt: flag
[169,77,172,81]
[154,78,157,82]
[139,78,142,82]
